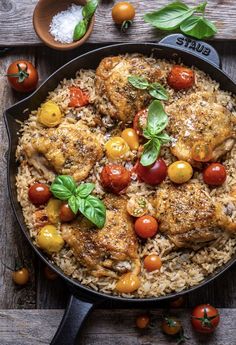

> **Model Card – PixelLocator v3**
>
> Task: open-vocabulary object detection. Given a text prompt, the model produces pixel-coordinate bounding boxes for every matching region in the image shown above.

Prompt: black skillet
[4,34,236,345]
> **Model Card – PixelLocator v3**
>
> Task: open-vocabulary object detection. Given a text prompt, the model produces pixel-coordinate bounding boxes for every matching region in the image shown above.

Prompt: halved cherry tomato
[116,272,140,293]
[134,215,158,239]
[192,141,213,162]
[121,128,139,150]
[136,159,167,185]
[28,183,52,205]
[59,203,76,222]
[203,163,227,186]
[12,267,30,286]
[167,65,195,90]
[136,314,150,329]
[6,60,38,93]
[162,317,182,335]
[100,164,131,194]
[126,195,148,217]
[112,2,135,25]
[144,254,162,272]
[68,87,89,107]
[133,109,148,136]
[191,304,220,333]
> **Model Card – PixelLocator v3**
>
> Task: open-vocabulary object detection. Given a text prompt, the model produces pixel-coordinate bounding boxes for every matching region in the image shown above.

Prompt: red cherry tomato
[68,87,89,107]
[136,159,167,185]
[59,203,76,222]
[133,109,148,136]
[100,164,131,194]
[6,60,38,93]
[28,183,52,205]
[203,163,227,186]
[136,314,150,329]
[167,65,195,90]
[191,304,220,333]
[134,215,158,238]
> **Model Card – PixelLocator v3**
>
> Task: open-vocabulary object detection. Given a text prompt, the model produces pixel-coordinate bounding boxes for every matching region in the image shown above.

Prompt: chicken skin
[22,121,103,182]
[61,195,140,277]
[95,56,161,123]
[155,181,236,248]
[166,92,235,165]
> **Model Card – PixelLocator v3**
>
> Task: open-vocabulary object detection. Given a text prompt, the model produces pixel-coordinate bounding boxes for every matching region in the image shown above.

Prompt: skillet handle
[159,34,222,68]
[51,295,94,345]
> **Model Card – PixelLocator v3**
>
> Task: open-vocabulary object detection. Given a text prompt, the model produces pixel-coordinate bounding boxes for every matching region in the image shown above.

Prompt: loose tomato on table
[161,316,182,335]
[136,159,167,185]
[134,215,158,239]
[136,314,150,329]
[168,160,193,184]
[59,203,76,222]
[28,183,52,205]
[121,128,139,150]
[133,109,148,136]
[6,60,38,92]
[12,267,30,286]
[169,296,185,308]
[203,163,227,186]
[167,65,195,90]
[68,86,89,107]
[192,141,213,162]
[112,2,135,32]
[100,164,131,194]
[44,266,58,280]
[143,254,162,272]
[191,304,220,333]
[105,137,130,160]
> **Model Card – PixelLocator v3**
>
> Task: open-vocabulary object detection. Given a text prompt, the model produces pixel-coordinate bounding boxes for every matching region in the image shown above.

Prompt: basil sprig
[50,175,106,229]
[141,100,170,166]
[128,76,169,101]
[73,0,99,41]
[144,1,217,40]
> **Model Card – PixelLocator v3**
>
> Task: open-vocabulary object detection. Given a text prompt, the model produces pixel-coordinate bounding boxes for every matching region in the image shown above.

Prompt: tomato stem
[6,63,29,83]
[121,20,133,32]
[192,308,218,328]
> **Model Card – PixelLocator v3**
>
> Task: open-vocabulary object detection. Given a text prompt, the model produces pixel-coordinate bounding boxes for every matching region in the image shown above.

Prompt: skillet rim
[4,41,236,304]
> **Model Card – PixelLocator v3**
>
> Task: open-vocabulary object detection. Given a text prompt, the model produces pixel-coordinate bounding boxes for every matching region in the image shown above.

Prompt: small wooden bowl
[33,0,95,51]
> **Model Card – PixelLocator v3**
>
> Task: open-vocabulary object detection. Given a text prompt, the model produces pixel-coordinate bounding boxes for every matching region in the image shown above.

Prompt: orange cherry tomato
[68,86,89,107]
[116,273,140,293]
[144,254,162,272]
[162,317,182,335]
[12,268,30,286]
[203,163,227,186]
[59,203,76,222]
[192,141,213,162]
[133,109,148,136]
[167,65,195,90]
[121,128,139,150]
[112,2,135,25]
[136,314,150,329]
[169,296,185,308]
[134,215,158,239]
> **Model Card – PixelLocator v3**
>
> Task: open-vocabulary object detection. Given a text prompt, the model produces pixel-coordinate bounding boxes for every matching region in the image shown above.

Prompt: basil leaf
[140,138,161,166]
[76,183,95,198]
[149,83,169,101]
[143,128,153,140]
[144,2,195,30]
[50,175,77,200]
[82,0,99,19]
[128,76,149,90]
[68,195,81,214]
[73,19,88,41]
[78,195,106,228]
[156,132,171,144]
[147,100,168,136]
[180,16,217,39]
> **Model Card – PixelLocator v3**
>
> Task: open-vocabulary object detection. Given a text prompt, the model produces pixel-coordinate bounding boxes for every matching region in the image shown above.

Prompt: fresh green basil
[79,195,106,229]
[82,0,99,19]
[144,1,217,40]
[73,19,88,41]
[140,100,170,167]
[180,15,217,39]
[50,175,106,228]
[128,75,169,101]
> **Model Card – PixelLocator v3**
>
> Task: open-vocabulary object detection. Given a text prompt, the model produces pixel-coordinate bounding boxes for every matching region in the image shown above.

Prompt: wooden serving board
[0,0,236,46]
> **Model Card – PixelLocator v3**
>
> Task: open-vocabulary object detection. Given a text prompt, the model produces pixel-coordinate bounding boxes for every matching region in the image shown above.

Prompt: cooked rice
[16,55,236,298]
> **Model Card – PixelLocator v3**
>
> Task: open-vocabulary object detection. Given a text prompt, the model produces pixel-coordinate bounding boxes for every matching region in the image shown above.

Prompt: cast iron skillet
[4,34,236,345]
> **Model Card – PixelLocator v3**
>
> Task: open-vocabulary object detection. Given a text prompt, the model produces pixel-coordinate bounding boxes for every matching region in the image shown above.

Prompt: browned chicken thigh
[95,55,161,123]
[22,121,103,182]
[61,195,140,277]
[166,92,235,165]
[155,181,236,248]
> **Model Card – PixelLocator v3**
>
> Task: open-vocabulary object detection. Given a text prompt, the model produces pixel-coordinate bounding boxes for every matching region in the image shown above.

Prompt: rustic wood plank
[0,0,236,46]
[0,309,236,345]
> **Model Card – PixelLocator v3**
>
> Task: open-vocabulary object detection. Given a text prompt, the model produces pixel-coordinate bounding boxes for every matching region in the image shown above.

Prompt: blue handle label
[176,36,210,56]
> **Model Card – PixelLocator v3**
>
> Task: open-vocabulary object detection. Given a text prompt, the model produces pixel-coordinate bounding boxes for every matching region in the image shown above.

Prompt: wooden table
[0,1,236,344]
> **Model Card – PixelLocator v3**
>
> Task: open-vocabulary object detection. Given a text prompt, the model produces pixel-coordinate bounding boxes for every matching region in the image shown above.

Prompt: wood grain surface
[0,0,236,46]
[0,42,236,344]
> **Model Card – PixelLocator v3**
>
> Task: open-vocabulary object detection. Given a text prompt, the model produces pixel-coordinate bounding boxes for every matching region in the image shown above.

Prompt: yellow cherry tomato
[121,128,139,151]
[116,272,141,293]
[36,225,64,254]
[38,101,62,127]
[105,136,130,160]
[46,198,63,224]
[168,161,193,184]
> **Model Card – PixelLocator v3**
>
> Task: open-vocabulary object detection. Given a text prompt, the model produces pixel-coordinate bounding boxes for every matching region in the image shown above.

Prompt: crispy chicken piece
[22,121,103,182]
[95,56,162,123]
[155,181,236,248]
[61,195,140,278]
[166,92,235,165]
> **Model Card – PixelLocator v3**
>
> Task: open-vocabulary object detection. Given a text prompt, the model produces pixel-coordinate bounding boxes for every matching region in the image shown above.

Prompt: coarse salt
[49,4,83,44]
